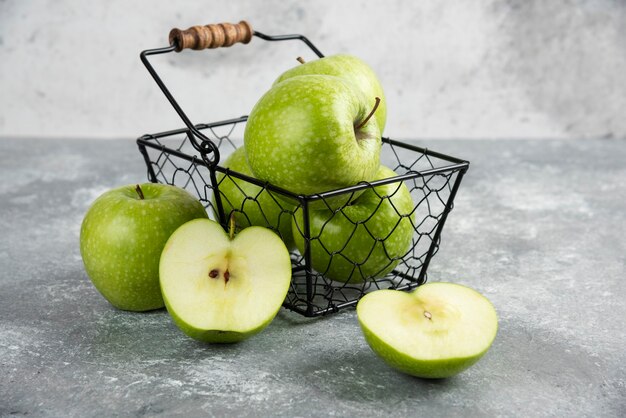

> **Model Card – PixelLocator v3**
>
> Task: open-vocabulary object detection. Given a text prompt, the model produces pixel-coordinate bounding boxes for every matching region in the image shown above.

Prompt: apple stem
[296,56,306,64]
[355,97,381,130]
[229,212,236,240]
[135,184,145,200]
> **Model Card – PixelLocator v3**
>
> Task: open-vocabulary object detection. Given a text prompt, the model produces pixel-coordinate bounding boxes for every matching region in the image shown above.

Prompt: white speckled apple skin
[244,74,381,199]
[292,165,415,283]
[273,54,387,133]
[79,183,208,311]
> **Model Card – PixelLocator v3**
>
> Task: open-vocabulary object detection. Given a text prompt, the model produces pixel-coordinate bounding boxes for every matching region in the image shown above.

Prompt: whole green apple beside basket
[79,183,207,311]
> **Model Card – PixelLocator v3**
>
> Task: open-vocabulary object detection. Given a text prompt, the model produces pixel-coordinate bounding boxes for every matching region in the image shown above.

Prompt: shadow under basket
[136,21,470,317]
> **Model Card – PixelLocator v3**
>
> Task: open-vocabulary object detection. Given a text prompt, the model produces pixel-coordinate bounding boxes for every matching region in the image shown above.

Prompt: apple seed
[423,310,433,320]
[209,269,219,279]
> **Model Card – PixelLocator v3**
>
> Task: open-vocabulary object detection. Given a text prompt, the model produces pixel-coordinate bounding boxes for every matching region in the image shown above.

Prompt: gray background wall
[1,0,625,140]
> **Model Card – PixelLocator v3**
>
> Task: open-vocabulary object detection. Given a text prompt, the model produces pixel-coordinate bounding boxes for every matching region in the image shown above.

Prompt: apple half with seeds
[159,218,292,343]
[357,282,498,378]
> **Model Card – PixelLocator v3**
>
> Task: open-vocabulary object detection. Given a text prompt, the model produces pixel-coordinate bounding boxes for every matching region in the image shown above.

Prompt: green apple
[274,54,387,133]
[292,165,414,283]
[159,218,292,343]
[244,74,382,206]
[80,183,208,311]
[357,283,498,379]
[215,146,296,249]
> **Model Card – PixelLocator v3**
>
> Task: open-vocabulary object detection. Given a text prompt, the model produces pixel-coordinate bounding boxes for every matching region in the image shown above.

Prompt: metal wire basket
[136,21,469,317]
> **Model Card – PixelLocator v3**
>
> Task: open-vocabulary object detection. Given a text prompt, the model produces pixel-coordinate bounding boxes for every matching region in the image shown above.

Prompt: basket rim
[137,117,470,202]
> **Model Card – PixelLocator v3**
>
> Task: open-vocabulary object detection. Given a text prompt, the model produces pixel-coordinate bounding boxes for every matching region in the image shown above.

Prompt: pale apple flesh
[159,219,292,343]
[357,283,498,378]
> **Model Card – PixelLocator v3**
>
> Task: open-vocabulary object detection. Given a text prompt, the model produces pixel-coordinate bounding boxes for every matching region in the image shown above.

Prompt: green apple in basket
[292,165,415,283]
[274,54,387,133]
[214,146,296,249]
[357,282,498,379]
[244,74,382,208]
[80,183,208,311]
[159,217,292,343]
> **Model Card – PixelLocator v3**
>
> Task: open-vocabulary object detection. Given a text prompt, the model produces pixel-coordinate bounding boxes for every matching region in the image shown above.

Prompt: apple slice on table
[244,74,382,209]
[159,218,292,343]
[273,54,387,133]
[215,146,296,249]
[80,183,208,312]
[292,165,415,283]
[357,283,498,379]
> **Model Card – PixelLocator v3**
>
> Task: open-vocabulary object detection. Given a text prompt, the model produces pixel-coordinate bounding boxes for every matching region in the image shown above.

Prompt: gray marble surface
[0,137,624,417]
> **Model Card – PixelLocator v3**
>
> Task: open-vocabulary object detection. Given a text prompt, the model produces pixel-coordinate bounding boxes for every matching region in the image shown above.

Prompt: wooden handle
[169,21,253,52]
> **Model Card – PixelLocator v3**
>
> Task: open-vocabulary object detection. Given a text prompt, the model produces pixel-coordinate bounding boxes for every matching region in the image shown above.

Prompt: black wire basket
[136,21,469,317]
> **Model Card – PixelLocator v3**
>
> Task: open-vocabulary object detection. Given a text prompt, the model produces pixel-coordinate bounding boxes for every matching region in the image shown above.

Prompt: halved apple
[357,282,498,378]
[159,218,292,343]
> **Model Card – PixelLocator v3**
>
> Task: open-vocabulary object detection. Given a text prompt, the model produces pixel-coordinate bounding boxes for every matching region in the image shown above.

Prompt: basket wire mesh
[137,26,469,317]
